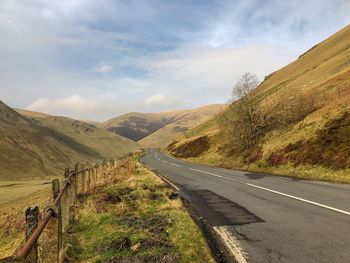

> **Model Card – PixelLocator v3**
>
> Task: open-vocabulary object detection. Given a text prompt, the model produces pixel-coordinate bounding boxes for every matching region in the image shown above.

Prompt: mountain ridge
[101,104,227,147]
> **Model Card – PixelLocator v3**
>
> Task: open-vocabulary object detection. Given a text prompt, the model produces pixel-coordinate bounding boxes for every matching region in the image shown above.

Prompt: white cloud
[26,95,115,120]
[95,64,113,74]
[145,94,167,105]
[1,0,350,121]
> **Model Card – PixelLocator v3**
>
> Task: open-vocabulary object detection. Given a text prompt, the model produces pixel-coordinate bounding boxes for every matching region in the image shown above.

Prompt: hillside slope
[101,104,226,147]
[17,109,139,162]
[101,111,180,141]
[0,101,98,180]
[168,24,350,183]
[0,102,138,180]
[139,104,227,148]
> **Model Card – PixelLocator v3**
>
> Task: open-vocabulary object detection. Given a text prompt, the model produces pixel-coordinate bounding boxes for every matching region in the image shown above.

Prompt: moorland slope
[0,102,138,180]
[168,24,350,183]
[102,104,226,147]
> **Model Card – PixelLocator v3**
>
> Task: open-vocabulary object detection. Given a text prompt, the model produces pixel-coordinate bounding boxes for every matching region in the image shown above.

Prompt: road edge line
[140,157,246,263]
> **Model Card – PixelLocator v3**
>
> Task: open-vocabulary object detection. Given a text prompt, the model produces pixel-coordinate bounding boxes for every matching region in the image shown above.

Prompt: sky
[0,0,349,121]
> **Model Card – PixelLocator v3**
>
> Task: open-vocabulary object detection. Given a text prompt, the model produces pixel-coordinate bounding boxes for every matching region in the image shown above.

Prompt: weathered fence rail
[1,153,134,263]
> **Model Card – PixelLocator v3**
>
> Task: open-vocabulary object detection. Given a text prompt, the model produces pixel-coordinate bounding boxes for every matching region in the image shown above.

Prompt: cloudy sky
[1,0,349,121]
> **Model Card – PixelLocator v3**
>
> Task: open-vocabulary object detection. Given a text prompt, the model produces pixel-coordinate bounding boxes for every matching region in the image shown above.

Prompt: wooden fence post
[52,179,62,263]
[96,164,100,186]
[62,169,70,232]
[79,164,84,194]
[80,164,85,194]
[74,163,79,199]
[87,164,91,192]
[94,165,98,187]
[67,169,74,207]
[108,162,112,183]
[24,206,39,263]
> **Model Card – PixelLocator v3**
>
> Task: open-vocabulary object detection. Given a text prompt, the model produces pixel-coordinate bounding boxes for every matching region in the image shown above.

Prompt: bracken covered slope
[168,24,350,183]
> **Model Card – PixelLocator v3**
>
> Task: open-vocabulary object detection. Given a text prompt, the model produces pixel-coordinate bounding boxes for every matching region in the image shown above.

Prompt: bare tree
[220,72,317,158]
[232,72,259,100]
[228,73,262,151]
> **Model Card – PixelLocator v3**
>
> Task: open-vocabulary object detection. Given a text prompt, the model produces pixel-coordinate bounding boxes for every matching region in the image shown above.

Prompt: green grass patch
[65,159,214,263]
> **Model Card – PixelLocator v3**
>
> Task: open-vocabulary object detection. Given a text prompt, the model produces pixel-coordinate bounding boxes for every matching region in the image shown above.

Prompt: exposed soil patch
[167,141,178,152]
[102,186,134,204]
[245,146,263,164]
[268,112,350,169]
[96,237,132,253]
[169,136,210,158]
[120,214,169,235]
[106,252,181,263]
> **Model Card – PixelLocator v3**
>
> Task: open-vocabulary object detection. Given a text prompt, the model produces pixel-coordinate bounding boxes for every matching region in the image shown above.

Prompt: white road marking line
[245,183,350,215]
[169,162,181,167]
[167,154,179,161]
[141,159,180,191]
[154,152,160,161]
[213,226,248,263]
[189,168,350,216]
[189,168,242,183]
[155,153,181,167]
[158,174,180,191]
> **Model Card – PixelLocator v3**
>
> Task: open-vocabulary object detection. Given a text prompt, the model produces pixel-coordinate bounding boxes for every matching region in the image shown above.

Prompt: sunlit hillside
[139,104,227,148]
[168,24,350,183]
[17,109,139,160]
[101,104,226,147]
[0,102,138,180]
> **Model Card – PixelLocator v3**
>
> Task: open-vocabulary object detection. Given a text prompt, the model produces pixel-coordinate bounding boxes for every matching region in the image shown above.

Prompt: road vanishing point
[141,150,350,263]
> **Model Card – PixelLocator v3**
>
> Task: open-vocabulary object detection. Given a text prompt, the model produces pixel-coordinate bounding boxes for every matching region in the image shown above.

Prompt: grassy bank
[0,180,51,205]
[65,156,215,263]
[179,151,350,184]
[0,188,51,258]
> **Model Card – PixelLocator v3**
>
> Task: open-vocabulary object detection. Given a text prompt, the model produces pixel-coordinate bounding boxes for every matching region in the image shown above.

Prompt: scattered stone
[168,192,179,200]
[131,243,141,252]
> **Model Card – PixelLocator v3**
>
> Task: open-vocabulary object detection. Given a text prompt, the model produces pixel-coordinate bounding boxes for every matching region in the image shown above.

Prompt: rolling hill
[101,104,227,148]
[139,104,227,148]
[168,24,350,183]
[17,109,139,160]
[0,101,138,180]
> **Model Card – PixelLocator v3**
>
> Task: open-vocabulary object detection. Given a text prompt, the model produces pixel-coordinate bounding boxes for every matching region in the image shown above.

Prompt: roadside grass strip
[65,157,214,263]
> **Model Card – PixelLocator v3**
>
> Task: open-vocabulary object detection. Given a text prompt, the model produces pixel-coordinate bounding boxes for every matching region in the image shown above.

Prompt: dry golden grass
[0,189,51,258]
[0,101,139,180]
[0,180,51,205]
[169,24,350,183]
[139,104,227,148]
[65,157,215,263]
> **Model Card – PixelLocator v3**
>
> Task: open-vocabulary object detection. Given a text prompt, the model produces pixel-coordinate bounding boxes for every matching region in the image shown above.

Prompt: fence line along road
[0,153,134,263]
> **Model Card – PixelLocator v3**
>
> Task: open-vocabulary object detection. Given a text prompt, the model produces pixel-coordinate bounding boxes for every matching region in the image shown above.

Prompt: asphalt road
[141,150,350,263]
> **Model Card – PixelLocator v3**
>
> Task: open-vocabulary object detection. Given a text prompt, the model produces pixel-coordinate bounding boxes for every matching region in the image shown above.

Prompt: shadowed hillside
[0,102,138,180]
[168,24,350,183]
[17,109,139,160]
[101,104,226,147]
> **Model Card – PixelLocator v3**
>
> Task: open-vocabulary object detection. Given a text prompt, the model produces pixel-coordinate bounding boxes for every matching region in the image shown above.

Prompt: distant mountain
[139,104,227,148]
[0,102,138,180]
[101,104,227,147]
